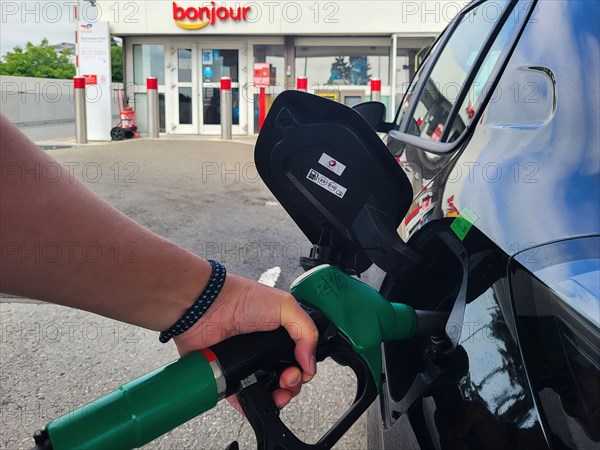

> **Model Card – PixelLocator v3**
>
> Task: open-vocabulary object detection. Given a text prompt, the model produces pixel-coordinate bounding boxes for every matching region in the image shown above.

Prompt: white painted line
[258,266,281,287]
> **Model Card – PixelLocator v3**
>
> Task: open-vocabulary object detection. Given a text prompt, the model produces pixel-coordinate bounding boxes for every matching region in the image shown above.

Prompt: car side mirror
[353,101,393,133]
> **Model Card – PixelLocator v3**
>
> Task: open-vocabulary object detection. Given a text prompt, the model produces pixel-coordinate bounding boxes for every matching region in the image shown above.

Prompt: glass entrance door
[200,47,246,135]
[173,46,197,134]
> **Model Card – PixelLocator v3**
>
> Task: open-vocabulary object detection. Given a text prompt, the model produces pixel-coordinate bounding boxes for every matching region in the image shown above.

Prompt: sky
[1,1,82,55]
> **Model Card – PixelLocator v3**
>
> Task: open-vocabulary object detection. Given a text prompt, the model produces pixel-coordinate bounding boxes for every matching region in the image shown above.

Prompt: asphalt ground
[0,138,367,449]
[15,120,76,145]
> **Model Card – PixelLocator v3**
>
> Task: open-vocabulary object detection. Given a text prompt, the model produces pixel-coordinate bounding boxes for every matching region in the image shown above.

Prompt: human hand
[173,273,318,411]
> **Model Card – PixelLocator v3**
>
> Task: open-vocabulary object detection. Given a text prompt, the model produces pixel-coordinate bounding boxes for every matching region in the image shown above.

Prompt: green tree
[349,56,371,85]
[111,38,123,83]
[0,38,75,79]
[327,56,351,85]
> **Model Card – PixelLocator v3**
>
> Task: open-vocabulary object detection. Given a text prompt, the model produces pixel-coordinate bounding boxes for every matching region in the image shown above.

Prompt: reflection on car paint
[425,281,546,449]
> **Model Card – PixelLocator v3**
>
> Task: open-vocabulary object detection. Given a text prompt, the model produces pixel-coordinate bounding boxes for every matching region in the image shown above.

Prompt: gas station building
[100,0,452,136]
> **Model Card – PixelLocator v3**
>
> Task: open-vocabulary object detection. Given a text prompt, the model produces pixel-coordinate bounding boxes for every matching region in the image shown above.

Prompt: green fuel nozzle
[33,265,422,450]
[290,264,418,392]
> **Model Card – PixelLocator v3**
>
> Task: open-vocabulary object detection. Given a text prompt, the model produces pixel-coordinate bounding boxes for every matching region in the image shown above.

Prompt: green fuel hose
[44,352,220,450]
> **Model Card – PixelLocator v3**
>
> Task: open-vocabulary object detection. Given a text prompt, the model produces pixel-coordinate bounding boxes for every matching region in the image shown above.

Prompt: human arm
[0,114,317,407]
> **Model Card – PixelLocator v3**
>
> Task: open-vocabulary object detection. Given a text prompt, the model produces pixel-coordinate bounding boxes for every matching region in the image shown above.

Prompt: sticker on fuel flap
[318,153,347,176]
[306,169,347,199]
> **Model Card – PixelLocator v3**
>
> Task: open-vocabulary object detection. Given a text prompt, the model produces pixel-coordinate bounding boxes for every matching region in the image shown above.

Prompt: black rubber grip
[211,327,296,396]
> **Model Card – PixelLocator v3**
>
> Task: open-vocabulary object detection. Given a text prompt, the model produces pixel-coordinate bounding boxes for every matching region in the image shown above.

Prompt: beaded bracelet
[159,260,226,343]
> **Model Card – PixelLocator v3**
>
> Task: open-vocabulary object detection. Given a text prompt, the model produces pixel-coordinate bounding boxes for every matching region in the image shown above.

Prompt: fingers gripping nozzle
[233,265,422,450]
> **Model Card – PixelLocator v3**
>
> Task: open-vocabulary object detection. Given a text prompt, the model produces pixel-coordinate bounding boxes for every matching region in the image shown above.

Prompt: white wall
[1,76,124,125]
[0,76,75,124]
[97,1,459,36]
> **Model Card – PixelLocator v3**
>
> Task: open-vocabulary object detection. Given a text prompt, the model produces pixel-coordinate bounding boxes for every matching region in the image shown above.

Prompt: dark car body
[366,0,600,449]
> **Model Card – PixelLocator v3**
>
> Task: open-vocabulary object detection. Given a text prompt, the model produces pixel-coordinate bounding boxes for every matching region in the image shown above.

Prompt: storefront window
[134,92,165,134]
[295,46,389,86]
[201,49,239,83]
[202,88,240,126]
[179,87,193,125]
[178,49,192,83]
[253,45,285,132]
[133,44,165,85]
[253,45,285,87]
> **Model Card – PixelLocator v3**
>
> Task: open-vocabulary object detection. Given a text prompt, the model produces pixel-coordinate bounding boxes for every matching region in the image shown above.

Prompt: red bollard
[297,76,308,92]
[74,76,87,144]
[371,78,381,102]
[220,77,232,140]
[147,77,159,138]
[259,87,266,131]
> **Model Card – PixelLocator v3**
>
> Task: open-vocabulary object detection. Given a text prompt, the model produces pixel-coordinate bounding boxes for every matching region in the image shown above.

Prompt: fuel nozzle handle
[290,264,419,392]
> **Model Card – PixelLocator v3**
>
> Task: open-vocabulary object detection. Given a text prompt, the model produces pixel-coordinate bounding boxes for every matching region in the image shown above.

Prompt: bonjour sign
[172,1,251,29]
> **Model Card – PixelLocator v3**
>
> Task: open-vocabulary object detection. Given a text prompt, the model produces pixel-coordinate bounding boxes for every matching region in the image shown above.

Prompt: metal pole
[74,76,87,144]
[284,36,295,90]
[147,77,159,139]
[297,76,308,92]
[220,77,232,140]
[371,78,381,102]
[390,34,398,121]
[259,87,266,131]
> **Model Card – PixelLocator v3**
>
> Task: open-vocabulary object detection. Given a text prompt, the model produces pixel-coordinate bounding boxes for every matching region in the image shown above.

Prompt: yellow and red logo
[173,2,251,30]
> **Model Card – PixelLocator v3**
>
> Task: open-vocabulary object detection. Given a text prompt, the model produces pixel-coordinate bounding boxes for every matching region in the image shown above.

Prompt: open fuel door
[255,91,424,277]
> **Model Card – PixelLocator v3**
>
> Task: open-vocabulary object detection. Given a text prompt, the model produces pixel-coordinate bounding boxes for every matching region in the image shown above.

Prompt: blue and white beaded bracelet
[159,260,226,343]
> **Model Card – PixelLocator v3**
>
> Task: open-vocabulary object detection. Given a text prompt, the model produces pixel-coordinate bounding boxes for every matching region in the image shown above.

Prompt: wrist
[160,260,227,343]
[100,249,213,333]
[173,273,243,354]
[172,260,212,322]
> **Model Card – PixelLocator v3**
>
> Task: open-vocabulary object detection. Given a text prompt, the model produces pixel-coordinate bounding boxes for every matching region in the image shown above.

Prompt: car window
[404,0,514,143]
[510,237,600,447]
[446,12,521,141]
[393,38,441,130]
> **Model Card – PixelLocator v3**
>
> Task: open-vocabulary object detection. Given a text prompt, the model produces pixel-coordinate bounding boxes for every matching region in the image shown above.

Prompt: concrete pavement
[0,138,367,450]
[14,120,76,146]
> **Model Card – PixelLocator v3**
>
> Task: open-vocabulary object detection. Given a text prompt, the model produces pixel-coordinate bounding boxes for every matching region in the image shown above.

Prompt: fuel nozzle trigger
[236,307,378,450]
